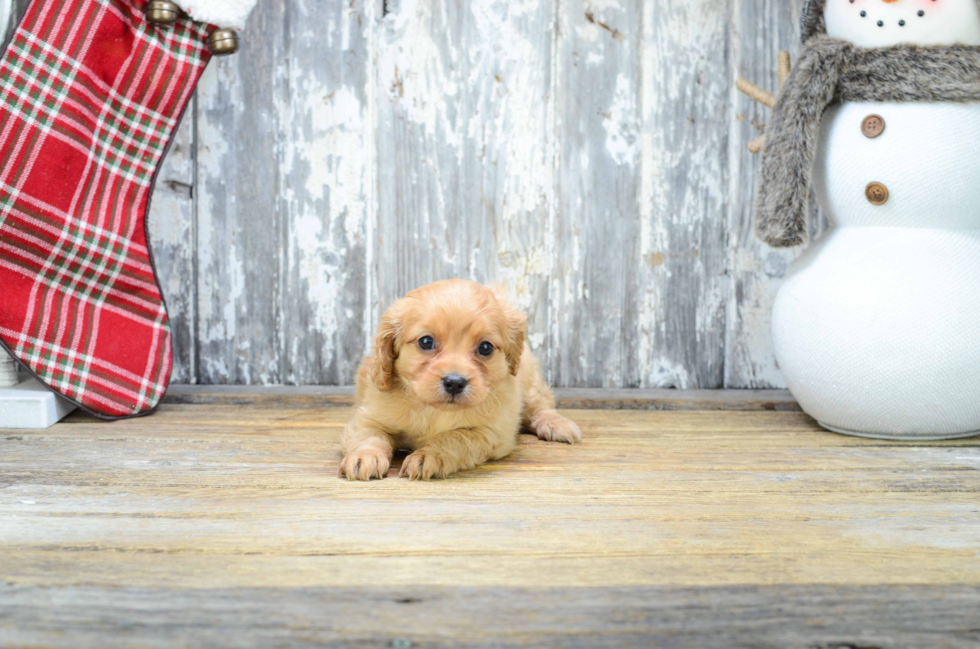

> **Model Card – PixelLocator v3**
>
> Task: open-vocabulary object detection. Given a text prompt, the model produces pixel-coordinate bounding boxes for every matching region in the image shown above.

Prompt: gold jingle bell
[145,0,181,25]
[207,29,240,56]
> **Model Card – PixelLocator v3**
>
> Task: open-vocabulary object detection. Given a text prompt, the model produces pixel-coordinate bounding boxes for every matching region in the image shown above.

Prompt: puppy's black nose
[442,374,468,396]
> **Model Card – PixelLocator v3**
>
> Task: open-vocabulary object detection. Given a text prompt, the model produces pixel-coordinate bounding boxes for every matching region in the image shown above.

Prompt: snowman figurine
[752,0,980,439]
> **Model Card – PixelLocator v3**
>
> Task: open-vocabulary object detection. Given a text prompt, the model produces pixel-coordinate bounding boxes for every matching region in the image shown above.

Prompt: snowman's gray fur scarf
[756,0,980,247]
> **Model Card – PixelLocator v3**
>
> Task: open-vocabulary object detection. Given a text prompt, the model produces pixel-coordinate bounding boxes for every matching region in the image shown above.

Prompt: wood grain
[2,584,979,648]
[373,0,556,368]
[550,0,640,388]
[2,403,979,645]
[3,0,826,389]
[3,402,980,644]
[134,0,815,389]
[3,405,979,587]
[148,116,197,384]
[277,0,374,385]
[162,385,804,411]
[638,0,729,389]
[193,1,285,385]
[725,0,830,388]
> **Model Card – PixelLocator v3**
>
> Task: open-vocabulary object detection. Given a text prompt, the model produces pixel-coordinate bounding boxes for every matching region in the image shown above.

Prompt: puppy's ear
[371,301,405,392]
[504,306,527,377]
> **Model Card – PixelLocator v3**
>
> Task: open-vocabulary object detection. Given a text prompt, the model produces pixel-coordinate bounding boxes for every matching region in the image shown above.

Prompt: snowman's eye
[860,10,867,17]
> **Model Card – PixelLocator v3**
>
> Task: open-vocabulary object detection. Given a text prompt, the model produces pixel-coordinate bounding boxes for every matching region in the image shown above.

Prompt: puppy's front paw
[339,448,391,481]
[400,449,450,481]
[531,411,583,444]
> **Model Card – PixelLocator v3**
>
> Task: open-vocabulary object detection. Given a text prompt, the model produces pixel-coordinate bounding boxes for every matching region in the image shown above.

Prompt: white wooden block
[0,377,76,429]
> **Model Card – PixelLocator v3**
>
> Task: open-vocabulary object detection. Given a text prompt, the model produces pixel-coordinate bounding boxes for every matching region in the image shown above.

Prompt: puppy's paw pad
[532,413,583,444]
[339,449,391,481]
[399,449,449,480]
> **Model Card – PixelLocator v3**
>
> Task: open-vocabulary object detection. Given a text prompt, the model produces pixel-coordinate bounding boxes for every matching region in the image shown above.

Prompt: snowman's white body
[773,102,980,438]
[771,0,980,439]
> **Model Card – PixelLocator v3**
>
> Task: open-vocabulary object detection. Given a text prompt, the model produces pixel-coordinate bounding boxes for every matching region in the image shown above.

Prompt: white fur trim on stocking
[180,0,259,30]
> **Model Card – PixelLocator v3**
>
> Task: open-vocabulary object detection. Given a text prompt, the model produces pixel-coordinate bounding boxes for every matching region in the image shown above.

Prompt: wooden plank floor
[2,400,980,647]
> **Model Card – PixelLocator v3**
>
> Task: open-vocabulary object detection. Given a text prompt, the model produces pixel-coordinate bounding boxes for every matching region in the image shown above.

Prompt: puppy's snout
[442,374,469,396]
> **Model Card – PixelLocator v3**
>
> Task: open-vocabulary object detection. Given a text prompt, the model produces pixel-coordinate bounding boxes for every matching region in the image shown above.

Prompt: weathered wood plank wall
[6,0,819,388]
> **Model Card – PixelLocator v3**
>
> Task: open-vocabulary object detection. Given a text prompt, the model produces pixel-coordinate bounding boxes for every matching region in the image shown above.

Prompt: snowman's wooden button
[862,115,885,139]
[866,182,889,205]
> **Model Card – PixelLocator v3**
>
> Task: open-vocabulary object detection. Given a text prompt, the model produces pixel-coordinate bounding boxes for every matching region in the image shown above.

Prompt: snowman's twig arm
[736,79,776,109]
[737,50,791,155]
[778,51,791,86]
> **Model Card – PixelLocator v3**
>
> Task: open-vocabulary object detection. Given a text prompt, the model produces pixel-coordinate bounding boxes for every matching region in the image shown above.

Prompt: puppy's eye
[418,336,435,351]
[477,341,495,357]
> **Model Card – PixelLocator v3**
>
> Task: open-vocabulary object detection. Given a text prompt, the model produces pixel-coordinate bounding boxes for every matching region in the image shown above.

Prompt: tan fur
[340,279,582,481]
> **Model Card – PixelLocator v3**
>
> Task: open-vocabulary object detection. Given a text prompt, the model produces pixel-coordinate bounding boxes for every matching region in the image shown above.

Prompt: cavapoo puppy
[340,279,582,481]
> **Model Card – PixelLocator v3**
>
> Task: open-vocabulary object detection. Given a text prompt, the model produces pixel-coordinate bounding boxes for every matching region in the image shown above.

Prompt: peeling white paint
[146,0,796,389]
[603,73,638,166]
[147,114,197,382]
[635,0,731,389]
[281,78,367,340]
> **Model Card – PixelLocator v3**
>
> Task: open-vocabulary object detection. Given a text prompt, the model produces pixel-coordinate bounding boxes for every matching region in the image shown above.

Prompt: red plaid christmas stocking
[0,0,251,419]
